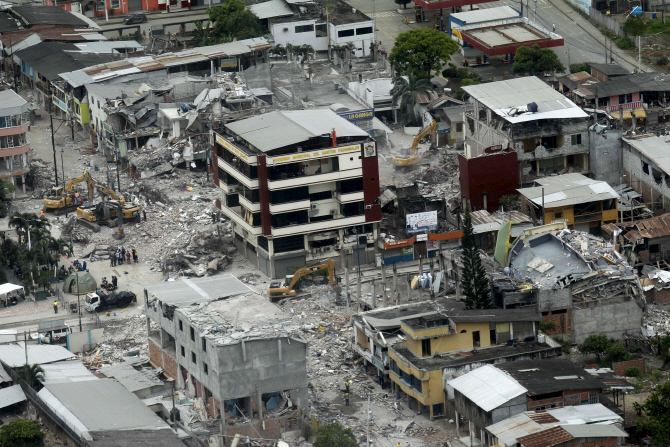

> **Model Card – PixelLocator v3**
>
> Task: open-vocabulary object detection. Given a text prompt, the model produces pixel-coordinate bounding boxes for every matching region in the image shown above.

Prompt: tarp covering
[62,273,97,295]
[0,283,23,296]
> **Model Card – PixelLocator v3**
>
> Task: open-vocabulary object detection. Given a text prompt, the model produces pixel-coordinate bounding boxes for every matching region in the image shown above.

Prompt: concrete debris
[643,304,670,336]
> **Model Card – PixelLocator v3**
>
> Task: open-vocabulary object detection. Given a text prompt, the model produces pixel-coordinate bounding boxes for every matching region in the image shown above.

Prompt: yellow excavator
[391,120,436,168]
[268,258,341,301]
[43,173,97,215]
[76,199,141,226]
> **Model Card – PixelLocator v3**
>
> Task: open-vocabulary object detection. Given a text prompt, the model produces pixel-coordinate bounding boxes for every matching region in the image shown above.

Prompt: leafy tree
[570,62,593,73]
[454,77,480,101]
[389,28,459,77]
[625,366,641,377]
[394,0,412,9]
[207,0,263,42]
[269,44,287,60]
[651,334,670,368]
[0,179,13,218]
[313,422,358,447]
[192,20,231,47]
[605,342,632,366]
[0,419,45,447]
[539,321,556,333]
[460,207,491,309]
[295,44,315,65]
[634,380,670,446]
[512,44,565,75]
[442,62,483,82]
[579,334,611,363]
[391,74,433,121]
[16,364,45,391]
[623,17,647,36]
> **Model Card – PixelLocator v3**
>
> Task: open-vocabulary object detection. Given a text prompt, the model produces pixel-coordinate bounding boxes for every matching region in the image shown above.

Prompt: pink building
[0,90,30,193]
[44,0,189,17]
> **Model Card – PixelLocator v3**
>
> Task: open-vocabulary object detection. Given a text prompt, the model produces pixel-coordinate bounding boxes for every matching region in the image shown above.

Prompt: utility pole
[638,36,642,72]
[61,148,67,217]
[116,149,121,192]
[50,114,59,187]
[75,270,82,332]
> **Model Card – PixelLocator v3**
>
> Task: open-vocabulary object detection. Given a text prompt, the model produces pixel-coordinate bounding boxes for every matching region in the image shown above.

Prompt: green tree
[634,380,670,446]
[0,179,14,218]
[651,334,670,368]
[605,342,632,366]
[269,44,287,60]
[207,0,263,41]
[295,44,315,65]
[391,74,433,121]
[15,364,45,391]
[0,419,45,447]
[389,28,459,77]
[579,334,611,363]
[192,20,230,47]
[512,45,565,75]
[570,62,593,73]
[453,77,480,101]
[460,207,491,309]
[313,422,358,447]
[623,17,647,36]
[442,62,483,82]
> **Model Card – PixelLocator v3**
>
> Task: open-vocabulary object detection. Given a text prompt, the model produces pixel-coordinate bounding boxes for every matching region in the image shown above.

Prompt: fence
[590,8,626,36]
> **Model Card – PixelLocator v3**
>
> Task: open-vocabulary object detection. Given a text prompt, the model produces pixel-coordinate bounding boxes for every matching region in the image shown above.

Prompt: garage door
[128,0,142,12]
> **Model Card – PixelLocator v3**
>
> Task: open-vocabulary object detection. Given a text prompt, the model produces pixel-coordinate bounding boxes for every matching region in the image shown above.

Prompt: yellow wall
[389,349,443,407]
[543,200,619,226]
[403,322,491,358]
[75,100,90,125]
[401,322,451,340]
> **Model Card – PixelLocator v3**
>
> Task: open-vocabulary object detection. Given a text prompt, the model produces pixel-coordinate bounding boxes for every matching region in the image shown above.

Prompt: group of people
[72,259,87,272]
[110,247,138,266]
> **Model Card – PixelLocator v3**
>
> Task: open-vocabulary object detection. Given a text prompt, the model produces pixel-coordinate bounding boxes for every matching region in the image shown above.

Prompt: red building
[44,0,189,17]
[459,148,518,212]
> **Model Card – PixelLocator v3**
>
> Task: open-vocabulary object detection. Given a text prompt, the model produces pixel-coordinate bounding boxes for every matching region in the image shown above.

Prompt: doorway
[472,331,480,347]
[422,338,431,356]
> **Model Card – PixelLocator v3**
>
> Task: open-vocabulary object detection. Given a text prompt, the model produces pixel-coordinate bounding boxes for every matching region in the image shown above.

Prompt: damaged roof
[353,299,463,331]
[448,308,542,323]
[517,173,619,208]
[448,364,528,411]
[610,212,670,245]
[462,76,588,123]
[517,426,575,447]
[590,63,629,76]
[495,359,605,395]
[145,274,253,307]
[623,135,670,176]
[225,109,369,152]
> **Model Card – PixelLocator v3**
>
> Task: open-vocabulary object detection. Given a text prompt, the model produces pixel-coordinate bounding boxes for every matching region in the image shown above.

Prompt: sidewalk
[549,0,652,72]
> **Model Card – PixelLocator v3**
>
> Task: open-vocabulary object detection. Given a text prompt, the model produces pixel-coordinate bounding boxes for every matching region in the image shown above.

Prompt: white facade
[271,19,328,52]
[329,20,375,57]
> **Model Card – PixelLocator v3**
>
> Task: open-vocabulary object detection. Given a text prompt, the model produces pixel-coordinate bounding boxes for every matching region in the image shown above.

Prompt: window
[338,29,355,38]
[97,100,100,108]
[90,96,94,105]
[535,403,557,410]
[571,134,582,145]
[179,320,183,331]
[650,244,660,254]
[181,345,185,357]
[589,392,598,404]
[190,326,195,341]
[315,23,327,37]
[554,211,563,219]
[96,2,106,10]
[202,337,207,352]
[295,24,314,33]
[204,362,209,375]
[111,0,120,8]
[456,123,463,132]
[356,26,373,35]
[191,352,196,363]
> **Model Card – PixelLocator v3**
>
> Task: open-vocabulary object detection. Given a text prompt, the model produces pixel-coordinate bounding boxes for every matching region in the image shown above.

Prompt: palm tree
[296,44,314,66]
[16,364,45,391]
[9,212,36,246]
[270,44,286,60]
[391,74,433,122]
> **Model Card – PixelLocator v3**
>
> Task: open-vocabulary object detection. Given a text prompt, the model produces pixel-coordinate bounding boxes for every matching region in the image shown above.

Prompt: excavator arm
[64,172,96,201]
[94,184,124,204]
[391,120,436,167]
[268,259,337,299]
[409,120,436,157]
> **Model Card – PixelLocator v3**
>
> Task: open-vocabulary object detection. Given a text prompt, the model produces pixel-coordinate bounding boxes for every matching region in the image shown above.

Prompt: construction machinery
[43,172,97,215]
[76,200,140,236]
[391,120,437,168]
[268,258,341,301]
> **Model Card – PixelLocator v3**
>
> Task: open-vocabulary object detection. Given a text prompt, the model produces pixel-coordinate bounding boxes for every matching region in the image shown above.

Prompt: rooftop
[145,274,253,307]
[14,42,114,81]
[224,109,369,153]
[38,379,169,440]
[623,135,670,176]
[507,232,594,288]
[448,308,542,323]
[0,343,75,367]
[352,299,463,331]
[85,429,185,447]
[448,364,528,411]
[556,71,599,91]
[99,357,163,393]
[486,404,622,446]
[517,425,575,447]
[394,340,557,371]
[590,63,629,76]
[495,359,605,395]
[11,5,88,27]
[517,424,627,447]
[450,6,520,24]
[463,76,588,124]
[607,212,670,245]
[0,89,28,115]
[517,173,619,208]
[41,360,98,384]
[459,18,563,57]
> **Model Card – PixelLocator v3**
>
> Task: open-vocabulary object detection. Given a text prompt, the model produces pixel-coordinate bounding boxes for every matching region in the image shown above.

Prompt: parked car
[124,13,147,25]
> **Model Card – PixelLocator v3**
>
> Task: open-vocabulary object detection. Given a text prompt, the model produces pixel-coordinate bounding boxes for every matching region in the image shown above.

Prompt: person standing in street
[143,210,147,221]
[345,392,349,406]
[110,254,115,267]
[552,23,556,32]
[126,251,131,264]
[53,301,58,314]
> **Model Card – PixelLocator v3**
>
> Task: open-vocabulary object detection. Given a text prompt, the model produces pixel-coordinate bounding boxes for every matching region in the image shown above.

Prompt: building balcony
[238,194,260,212]
[220,204,263,235]
[0,165,30,178]
[35,82,51,97]
[269,199,311,214]
[217,156,259,189]
[52,96,68,112]
[599,101,642,112]
[268,168,363,190]
[271,214,366,237]
[0,123,29,137]
[0,144,30,157]
[335,191,365,203]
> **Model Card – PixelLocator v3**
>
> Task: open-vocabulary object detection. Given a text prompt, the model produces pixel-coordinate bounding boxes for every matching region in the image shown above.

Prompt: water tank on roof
[527,102,538,113]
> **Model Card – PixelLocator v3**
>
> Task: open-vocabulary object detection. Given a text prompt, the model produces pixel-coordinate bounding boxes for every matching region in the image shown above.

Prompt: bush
[626,366,642,377]
[650,370,663,381]
[623,17,647,36]
[570,62,593,74]
[657,55,670,66]
[0,419,45,447]
[553,336,572,356]
[499,194,520,211]
[539,321,557,333]
[605,342,632,367]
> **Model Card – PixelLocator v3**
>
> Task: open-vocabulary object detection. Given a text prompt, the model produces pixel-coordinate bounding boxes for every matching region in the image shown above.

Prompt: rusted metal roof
[517,426,574,447]
[618,213,670,244]
[527,412,558,424]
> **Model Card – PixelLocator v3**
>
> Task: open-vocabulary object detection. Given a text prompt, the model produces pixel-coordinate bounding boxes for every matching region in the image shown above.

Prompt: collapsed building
[144,274,308,441]
[495,227,645,343]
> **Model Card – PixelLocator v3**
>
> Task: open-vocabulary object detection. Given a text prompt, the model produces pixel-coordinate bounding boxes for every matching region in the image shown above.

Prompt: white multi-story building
[212,109,382,278]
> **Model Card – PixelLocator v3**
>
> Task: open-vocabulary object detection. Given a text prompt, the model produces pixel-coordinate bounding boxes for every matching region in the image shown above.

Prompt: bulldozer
[391,120,437,168]
[43,172,97,215]
[268,258,341,301]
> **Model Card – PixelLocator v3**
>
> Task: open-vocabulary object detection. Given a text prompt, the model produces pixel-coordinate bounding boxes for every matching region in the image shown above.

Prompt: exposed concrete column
[455,410,460,434]
[564,156,567,168]
[584,153,589,171]
[257,389,264,437]
[469,421,473,447]
[381,263,387,306]
[345,262,350,309]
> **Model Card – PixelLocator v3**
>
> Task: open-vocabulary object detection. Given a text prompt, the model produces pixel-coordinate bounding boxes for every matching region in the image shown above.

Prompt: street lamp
[50,115,59,187]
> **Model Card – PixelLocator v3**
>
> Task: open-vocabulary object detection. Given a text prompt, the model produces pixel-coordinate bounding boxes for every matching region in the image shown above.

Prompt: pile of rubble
[82,314,152,369]
[161,226,235,276]
[643,304,670,336]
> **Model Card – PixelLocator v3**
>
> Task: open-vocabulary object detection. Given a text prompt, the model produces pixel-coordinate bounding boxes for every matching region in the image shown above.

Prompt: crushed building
[144,274,308,441]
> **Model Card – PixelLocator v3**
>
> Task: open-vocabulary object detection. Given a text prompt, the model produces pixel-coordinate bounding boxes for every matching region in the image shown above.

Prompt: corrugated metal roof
[225,109,368,152]
[451,5,520,23]
[42,360,98,384]
[0,385,26,409]
[0,364,11,384]
[0,343,75,367]
[462,76,588,124]
[615,213,670,244]
[249,0,293,19]
[518,426,574,447]
[100,359,163,393]
[447,364,527,412]
[560,424,628,438]
[624,135,670,176]
[517,173,619,208]
[487,413,545,446]
[145,274,253,306]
